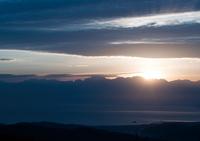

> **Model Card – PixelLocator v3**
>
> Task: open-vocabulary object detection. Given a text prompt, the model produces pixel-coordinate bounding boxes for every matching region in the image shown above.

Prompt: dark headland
[0,122,200,141]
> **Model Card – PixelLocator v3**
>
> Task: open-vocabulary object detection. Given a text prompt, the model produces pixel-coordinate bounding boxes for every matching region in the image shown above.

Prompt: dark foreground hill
[98,122,200,141]
[0,122,157,141]
[1,122,200,141]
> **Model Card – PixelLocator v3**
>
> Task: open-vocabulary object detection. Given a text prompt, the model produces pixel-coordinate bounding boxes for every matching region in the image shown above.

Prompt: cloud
[109,40,183,45]
[0,58,15,62]
[1,26,200,58]
[110,41,178,45]
[0,74,114,82]
[109,36,200,45]
[1,49,200,81]
[49,11,200,31]
[92,11,200,29]
[12,11,200,32]
[0,0,200,57]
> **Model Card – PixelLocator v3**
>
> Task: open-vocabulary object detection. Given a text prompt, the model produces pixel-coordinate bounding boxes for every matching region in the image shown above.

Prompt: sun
[140,71,163,80]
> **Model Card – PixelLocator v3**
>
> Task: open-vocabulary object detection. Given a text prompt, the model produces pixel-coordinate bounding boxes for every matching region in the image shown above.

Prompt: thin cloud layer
[0,58,15,62]
[57,11,200,31]
[1,50,200,80]
[109,36,200,45]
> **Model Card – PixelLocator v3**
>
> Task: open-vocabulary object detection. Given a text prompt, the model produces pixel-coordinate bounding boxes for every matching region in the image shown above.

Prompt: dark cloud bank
[0,75,200,124]
[0,0,200,57]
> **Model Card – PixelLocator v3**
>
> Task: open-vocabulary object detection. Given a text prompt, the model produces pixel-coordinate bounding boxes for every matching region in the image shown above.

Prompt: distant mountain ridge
[0,75,200,124]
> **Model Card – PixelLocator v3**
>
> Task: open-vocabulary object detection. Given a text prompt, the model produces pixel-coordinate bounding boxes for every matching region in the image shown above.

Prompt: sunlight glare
[141,71,163,79]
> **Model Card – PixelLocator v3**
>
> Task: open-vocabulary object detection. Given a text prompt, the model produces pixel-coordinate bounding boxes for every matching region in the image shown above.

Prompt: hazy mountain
[0,75,200,124]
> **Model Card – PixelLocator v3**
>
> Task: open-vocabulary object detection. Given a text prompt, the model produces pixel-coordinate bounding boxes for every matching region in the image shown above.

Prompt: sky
[0,0,200,80]
[1,0,200,125]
